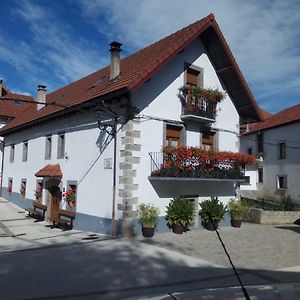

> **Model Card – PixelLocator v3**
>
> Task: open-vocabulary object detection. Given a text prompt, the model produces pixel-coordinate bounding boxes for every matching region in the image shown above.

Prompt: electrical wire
[210,217,251,300]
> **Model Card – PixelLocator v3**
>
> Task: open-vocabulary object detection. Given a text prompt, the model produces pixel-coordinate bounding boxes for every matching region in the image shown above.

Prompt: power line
[0,96,69,108]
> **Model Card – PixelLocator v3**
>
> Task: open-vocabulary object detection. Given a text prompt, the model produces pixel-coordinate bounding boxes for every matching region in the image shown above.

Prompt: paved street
[1,198,300,299]
[142,222,300,270]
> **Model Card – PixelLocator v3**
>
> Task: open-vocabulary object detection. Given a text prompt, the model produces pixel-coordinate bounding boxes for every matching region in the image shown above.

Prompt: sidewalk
[0,198,112,252]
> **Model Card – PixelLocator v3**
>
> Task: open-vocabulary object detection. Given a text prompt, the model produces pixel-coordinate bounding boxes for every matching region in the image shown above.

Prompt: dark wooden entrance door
[48,186,61,221]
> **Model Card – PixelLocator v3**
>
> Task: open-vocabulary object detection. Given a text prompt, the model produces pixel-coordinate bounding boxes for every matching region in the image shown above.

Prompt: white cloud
[2,0,107,93]
[75,0,300,110]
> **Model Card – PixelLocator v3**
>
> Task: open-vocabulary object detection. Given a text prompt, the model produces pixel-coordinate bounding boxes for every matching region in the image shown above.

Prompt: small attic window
[13,99,22,105]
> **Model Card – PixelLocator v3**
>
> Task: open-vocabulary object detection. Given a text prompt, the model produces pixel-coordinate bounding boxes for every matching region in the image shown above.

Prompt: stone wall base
[244,208,300,224]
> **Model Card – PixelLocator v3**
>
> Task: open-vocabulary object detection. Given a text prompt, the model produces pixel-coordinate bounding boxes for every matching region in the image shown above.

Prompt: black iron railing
[181,94,217,120]
[149,152,245,180]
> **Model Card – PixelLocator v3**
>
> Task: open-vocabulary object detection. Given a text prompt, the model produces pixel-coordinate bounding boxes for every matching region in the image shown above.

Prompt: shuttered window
[165,125,182,147]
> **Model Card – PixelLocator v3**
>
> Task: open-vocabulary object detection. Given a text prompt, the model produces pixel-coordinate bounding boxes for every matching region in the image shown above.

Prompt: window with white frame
[45,135,52,160]
[277,175,287,189]
[9,145,15,162]
[57,133,65,159]
[23,141,28,161]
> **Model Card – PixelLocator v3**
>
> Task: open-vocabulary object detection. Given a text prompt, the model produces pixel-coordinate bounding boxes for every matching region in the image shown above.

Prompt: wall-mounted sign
[104,158,113,169]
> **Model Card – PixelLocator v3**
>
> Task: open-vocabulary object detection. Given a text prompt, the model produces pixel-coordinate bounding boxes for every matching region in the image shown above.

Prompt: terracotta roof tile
[35,164,62,178]
[0,13,261,134]
[246,104,300,134]
[0,89,34,118]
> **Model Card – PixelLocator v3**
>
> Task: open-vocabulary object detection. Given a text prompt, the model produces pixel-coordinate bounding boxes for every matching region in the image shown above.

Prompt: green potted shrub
[228,199,248,228]
[199,196,226,231]
[137,203,160,238]
[165,196,195,234]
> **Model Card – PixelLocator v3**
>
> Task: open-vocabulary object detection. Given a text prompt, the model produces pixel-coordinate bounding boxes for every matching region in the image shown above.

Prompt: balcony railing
[178,86,225,123]
[181,95,217,121]
[149,147,255,181]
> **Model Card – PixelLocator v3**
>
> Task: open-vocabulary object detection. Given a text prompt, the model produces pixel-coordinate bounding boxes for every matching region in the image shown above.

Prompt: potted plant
[137,203,160,238]
[65,189,76,208]
[228,199,248,228]
[199,196,226,231]
[165,196,195,234]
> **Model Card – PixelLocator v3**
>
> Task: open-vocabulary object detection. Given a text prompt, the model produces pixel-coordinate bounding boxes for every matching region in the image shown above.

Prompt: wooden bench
[53,209,75,230]
[26,201,47,221]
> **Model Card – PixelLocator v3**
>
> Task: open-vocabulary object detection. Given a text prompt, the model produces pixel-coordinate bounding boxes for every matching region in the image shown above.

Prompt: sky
[0,0,300,114]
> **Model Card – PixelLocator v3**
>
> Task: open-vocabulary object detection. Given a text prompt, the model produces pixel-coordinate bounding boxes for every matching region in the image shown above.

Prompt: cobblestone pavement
[141,223,300,271]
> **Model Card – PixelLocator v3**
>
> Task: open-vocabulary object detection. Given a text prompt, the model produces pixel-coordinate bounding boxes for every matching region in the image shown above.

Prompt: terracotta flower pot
[231,219,242,228]
[203,220,219,231]
[142,226,155,238]
[172,224,184,234]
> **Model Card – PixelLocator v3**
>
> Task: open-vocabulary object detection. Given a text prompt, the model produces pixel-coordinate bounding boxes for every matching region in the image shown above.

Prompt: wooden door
[49,186,61,221]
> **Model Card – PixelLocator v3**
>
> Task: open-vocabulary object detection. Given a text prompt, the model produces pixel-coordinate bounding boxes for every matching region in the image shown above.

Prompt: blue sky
[0,0,300,114]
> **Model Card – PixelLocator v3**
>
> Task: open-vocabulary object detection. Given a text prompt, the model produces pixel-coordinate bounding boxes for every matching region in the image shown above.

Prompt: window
[247,147,253,155]
[23,141,28,162]
[20,179,26,198]
[277,175,287,189]
[45,135,52,160]
[165,125,183,147]
[66,181,77,211]
[257,133,264,153]
[202,131,215,151]
[258,168,263,183]
[35,180,43,202]
[241,176,250,185]
[185,64,203,88]
[187,68,200,87]
[9,145,15,162]
[279,142,286,159]
[8,178,13,194]
[57,133,65,159]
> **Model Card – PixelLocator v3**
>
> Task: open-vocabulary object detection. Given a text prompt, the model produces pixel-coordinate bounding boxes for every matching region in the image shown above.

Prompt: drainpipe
[112,119,117,236]
[0,139,5,197]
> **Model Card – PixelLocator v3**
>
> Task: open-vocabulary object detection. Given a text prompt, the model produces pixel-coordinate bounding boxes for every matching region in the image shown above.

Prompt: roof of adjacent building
[245,104,300,134]
[0,13,263,135]
[35,164,63,178]
[0,86,34,118]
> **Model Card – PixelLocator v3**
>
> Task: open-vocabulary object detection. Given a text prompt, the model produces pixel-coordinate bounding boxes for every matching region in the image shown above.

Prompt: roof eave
[0,87,130,136]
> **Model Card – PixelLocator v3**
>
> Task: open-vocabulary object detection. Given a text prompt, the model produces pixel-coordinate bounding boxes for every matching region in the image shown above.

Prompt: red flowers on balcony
[150,146,255,179]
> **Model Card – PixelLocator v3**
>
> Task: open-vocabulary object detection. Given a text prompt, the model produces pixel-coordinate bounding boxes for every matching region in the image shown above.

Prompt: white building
[0,14,262,234]
[240,104,300,205]
[0,80,33,186]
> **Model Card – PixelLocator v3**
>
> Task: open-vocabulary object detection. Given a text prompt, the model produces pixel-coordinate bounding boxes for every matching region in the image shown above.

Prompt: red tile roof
[245,104,300,134]
[0,88,34,118]
[259,107,272,121]
[35,164,62,178]
[0,13,262,135]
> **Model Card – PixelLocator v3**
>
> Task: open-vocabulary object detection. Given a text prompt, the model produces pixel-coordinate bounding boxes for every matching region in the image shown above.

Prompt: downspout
[112,118,117,236]
[0,139,5,197]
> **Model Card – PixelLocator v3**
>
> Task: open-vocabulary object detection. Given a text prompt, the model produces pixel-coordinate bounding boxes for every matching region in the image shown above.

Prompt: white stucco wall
[2,111,115,219]
[131,37,240,214]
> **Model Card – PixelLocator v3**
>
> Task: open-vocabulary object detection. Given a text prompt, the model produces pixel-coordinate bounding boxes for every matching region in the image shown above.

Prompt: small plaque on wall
[104,158,112,169]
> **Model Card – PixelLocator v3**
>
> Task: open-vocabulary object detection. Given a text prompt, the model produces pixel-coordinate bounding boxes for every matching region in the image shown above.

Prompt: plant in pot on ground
[137,203,160,238]
[228,198,248,228]
[165,196,195,234]
[199,196,226,231]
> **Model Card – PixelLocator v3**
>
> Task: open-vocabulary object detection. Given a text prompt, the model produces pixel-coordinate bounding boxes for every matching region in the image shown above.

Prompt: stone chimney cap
[109,41,122,52]
[37,84,47,90]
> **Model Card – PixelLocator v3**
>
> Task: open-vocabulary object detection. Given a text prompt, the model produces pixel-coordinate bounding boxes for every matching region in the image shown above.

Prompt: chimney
[37,84,47,110]
[0,79,3,97]
[109,41,122,80]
